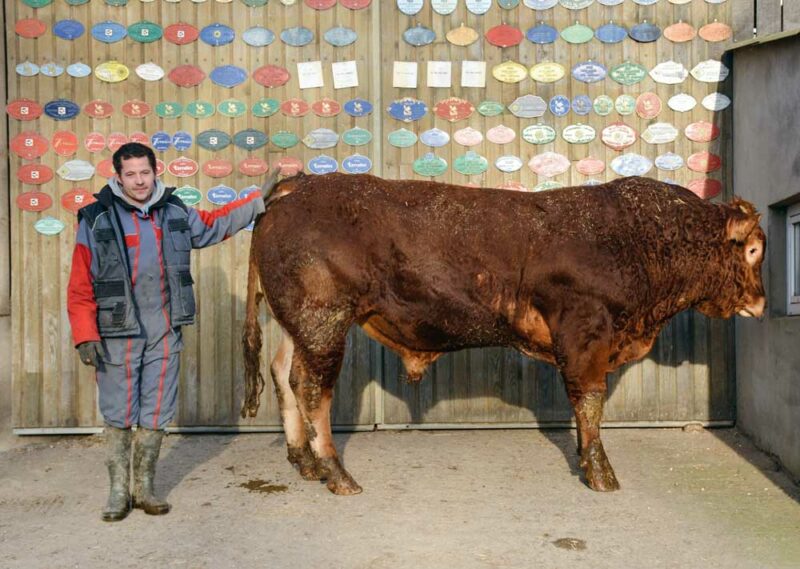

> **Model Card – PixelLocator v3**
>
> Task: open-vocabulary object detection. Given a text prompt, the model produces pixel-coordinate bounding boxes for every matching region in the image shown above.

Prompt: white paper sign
[297,61,323,89]
[393,61,418,89]
[427,61,452,88]
[461,60,486,88]
[332,60,359,89]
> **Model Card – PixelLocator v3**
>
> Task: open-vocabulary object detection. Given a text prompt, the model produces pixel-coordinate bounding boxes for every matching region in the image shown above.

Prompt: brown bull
[242,173,766,494]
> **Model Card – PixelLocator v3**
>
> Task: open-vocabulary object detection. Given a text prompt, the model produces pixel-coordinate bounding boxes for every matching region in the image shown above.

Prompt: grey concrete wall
[733,35,800,482]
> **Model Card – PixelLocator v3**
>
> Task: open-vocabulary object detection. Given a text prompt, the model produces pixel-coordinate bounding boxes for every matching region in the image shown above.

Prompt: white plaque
[332,60,359,89]
[461,60,486,88]
[427,61,452,88]
[393,61,418,89]
[297,61,324,89]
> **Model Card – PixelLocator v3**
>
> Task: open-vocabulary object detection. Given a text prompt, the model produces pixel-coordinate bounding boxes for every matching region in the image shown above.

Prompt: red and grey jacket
[67,184,265,346]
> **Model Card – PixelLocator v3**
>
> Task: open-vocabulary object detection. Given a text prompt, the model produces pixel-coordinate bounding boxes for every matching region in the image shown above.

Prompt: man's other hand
[77,341,104,367]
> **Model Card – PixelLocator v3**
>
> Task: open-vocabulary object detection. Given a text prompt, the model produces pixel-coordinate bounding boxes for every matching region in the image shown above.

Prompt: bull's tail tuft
[241,243,266,418]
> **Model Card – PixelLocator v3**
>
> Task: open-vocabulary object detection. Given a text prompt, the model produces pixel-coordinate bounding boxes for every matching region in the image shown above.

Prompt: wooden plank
[786,0,800,32]
[757,0,783,35]
[732,0,756,42]
[0,0,9,317]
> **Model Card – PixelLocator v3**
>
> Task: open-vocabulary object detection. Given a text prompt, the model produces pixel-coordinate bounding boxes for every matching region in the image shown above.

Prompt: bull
[242,173,766,494]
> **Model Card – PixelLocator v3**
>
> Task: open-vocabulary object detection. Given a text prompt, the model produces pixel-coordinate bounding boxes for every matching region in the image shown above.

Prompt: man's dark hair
[112,142,157,175]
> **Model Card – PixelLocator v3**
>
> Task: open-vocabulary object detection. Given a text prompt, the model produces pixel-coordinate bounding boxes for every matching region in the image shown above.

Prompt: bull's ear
[726,212,761,243]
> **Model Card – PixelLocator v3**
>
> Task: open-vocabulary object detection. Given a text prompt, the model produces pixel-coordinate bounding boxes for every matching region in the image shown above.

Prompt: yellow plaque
[446,24,479,46]
[529,62,565,83]
[492,61,528,84]
[94,61,130,83]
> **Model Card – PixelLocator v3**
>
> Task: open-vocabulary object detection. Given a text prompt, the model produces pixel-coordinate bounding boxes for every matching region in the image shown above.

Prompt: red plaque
[635,92,662,120]
[11,131,49,160]
[97,159,116,179]
[168,157,199,178]
[106,132,129,152]
[687,178,722,200]
[83,99,114,119]
[687,151,722,173]
[202,159,234,178]
[685,121,720,143]
[84,132,106,153]
[339,0,371,8]
[485,24,524,48]
[61,188,96,213]
[699,22,732,43]
[497,181,529,192]
[121,100,151,119]
[52,131,79,157]
[281,98,311,117]
[575,156,606,176]
[312,97,342,117]
[168,64,206,87]
[15,18,47,39]
[663,21,696,43]
[433,97,475,122]
[164,22,199,45]
[156,159,166,177]
[7,99,43,121]
[239,157,269,177]
[275,157,303,176]
[305,0,336,9]
[17,163,54,185]
[17,191,52,212]
[253,65,290,88]
[129,132,149,145]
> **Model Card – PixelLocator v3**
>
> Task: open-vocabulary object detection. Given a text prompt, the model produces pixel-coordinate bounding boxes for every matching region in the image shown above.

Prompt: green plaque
[609,62,648,86]
[217,99,247,118]
[593,95,614,116]
[252,98,280,118]
[560,23,594,44]
[387,128,417,148]
[65,0,90,5]
[128,21,163,43]
[155,102,183,119]
[454,151,488,176]
[174,186,202,206]
[477,100,504,117]
[615,95,636,116]
[21,0,53,7]
[413,153,448,177]
[34,217,66,236]
[522,124,556,145]
[186,100,216,119]
[534,181,564,192]
[105,0,128,6]
[271,131,300,149]
[240,0,268,5]
[342,127,372,147]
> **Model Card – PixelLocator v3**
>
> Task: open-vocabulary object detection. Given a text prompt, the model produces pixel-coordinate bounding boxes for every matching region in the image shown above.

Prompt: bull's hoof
[287,445,322,481]
[581,440,621,492]
[317,457,363,496]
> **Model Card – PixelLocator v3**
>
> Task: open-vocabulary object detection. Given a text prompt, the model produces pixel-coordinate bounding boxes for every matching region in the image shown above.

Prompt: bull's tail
[241,237,266,418]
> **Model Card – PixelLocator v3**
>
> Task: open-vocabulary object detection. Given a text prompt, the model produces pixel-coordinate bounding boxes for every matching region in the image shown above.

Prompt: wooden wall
[733,0,800,41]
[8,0,743,430]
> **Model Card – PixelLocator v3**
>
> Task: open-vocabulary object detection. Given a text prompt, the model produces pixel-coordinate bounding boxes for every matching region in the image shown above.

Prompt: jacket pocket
[94,280,129,330]
[168,267,196,318]
[167,217,192,252]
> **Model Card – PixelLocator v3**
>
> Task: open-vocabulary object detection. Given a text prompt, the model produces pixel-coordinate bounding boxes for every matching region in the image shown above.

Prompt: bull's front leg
[572,390,619,492]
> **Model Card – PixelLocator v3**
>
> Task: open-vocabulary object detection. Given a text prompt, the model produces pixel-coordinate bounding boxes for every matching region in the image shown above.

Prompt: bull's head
[697,198,766,319]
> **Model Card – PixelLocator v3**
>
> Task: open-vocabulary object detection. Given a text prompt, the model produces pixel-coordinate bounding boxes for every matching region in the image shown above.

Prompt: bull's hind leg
[289,334,362,495]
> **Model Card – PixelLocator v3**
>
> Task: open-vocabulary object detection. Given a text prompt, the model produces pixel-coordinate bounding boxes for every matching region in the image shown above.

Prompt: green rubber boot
[101,424,132,522]
[132,428,171,515]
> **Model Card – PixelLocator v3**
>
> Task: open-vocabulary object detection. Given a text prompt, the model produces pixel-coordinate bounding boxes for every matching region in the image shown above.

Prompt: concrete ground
[2,315,799,568]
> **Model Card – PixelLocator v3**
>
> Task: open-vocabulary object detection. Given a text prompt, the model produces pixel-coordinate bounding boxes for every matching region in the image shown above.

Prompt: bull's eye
[749,247,758,255]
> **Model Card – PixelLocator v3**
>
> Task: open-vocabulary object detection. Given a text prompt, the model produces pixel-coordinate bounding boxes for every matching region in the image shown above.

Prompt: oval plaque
[306,0,337,7]
[106,132,129,152]
[685,121,720,142]
[388,128,418,148]
[210,65,247,88]
[601,123,638,150]
[610,61,648,85]
[135,63,165,81]
[234,129,269,151]
[688,151,722,173]
[593,95,614,116]
[668,93,697,112]
[281,98,311,118]
[271,131,300,149]
[276,157,304,176]
[18,163,53,185]
[530,62,566,83]
[559,0,594,8]
[62,188,96,213]
[186,100,215,118]
[528,152,570,177]
[691,60,729,82]
[664,21,696,42]
[253,65,290,87]
[642,122,679,144]
[342,154,372,174]
[524,0,558,9]
[615,95,636,115]
[572,61,607,83]
[57,160,95,181]
[344,98,373,117]
[477,100,504,117]
[454,151,488,176]
[203,159,234,178]
[168,157,199,178]
[655,152,684,171]
[397,0,423,15]
[572,95,592,116]
[312,97,342,117]
[340,0,372,9]
[53,19,85,40]
[155,102,183,119]
[699,21,732,42]
[217,99,247,118]
[280,26,314,47]
[522,124,557,145]
[446,24,480,47]
[168,65,206,87]
[239,158,270,177]
[7,99,43,121]
[434,98,475,122]
[404,24,436,47]
[16,18,47,39]
[630,22,661,42]
[121,100,150,119]
[34,217,66,236]
[324,26,358,47]
[127,21,162,43]
[487,125,516,144]
[492,61,528,83]
[173,186,202,206]
[308,155,339,175]
[549,95,571,117]
[562,124,596,144]
[454,128,483,147]
[420,128,450,147]
[432,0,458,14]
[486,24,524,48]
[243,27,275,47]
[596,22,627,43]
[413,153,447,177]
[387,98,427,122]
[576,156,605,176]
[636,92,662,119]
[526,23,558,44]
[40,62,65,77]
[303,128,339,149]
[85,132,107,153]
[165,22,199,45]
[83,100,114,119]
[67,62,92,78]
[150,131,171,152]
[252,98,280,118]
[702,93,732,111]
[207,185,237,205]
[495,155,523,173]
[466,0,492,14]
[687,179,722,200]
[44,99,80,121]
[561,23,594,44]
[649,61,689,84]
[200,23,235,46]
[16,61,39,77]
[99,159,118,179]
[342,127,372,146]
[534,181,564,192]
[611,154,653,176]
[91,21,126,43]
[52,131,79,156]
[509,95,547,118]
[197,129,232,151]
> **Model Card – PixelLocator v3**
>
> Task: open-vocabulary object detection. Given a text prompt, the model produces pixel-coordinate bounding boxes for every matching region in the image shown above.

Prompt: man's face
[116,156,155,206]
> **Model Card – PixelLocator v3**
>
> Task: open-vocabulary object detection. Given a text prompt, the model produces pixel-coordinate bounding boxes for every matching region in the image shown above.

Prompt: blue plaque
[526,24,558,44]
[242,27,275,47]
[40,62,65,77]
[16,61,38,77]
[632,0,659,4]
[324,26,358,47]
[630,22,661,43]
[91,21,127,43]
[233,129,268,151]
[53,20,85,40]
[44,99,80,120]
[611,153,653,176]
[572,61,607,83]
[397,0,424,15]
[595,22,627,43]
[655,152,684,171]
[207,185,237,206]
[210,65,247,88]
[420,128,450,147]
[197,129,232,151]
[344,98,373,117]
[523,0,558,9]
[172,131,193,151]
[387,98,427,122]
[498,0,520,7]
[238,186,259,200]
[308,155,339,175]
[67,62,92,77]
[342,154,372,174]
[549,95,570,117]
[466,0,492,14]
[303,128,339,149]
[572,95,592,115]
[200,24,235,46]
[151,131,172,151]
[598,0,623,3]
[403,24,436,47]
[280,26,314,47]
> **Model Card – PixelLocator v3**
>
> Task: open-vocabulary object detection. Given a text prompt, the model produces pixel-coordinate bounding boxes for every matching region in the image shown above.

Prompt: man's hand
[77,341,104,367]
[260,168,280,200]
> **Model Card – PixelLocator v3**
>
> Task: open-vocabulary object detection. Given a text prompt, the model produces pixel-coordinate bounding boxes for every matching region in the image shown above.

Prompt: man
[68,142,275,521]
